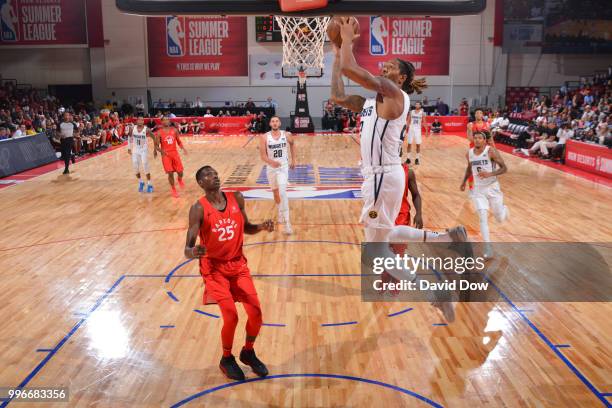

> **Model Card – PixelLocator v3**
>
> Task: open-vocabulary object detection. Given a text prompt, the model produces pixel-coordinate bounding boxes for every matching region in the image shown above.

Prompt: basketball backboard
[116,0,486,16]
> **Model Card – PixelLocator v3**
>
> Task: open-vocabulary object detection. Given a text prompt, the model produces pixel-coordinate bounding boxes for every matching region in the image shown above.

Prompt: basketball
[326,16,360,48]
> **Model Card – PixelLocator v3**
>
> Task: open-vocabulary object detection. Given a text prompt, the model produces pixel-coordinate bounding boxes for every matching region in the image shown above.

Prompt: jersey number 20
[273,150,283,158]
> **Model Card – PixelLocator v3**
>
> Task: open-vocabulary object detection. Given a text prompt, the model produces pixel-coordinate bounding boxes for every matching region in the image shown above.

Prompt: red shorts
[162,151,183,173]
[199,257,257,304]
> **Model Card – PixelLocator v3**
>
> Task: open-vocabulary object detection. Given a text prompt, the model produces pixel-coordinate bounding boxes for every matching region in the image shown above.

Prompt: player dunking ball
[185,166,274,381]
[330,17,470,247]
[461,131,509,259]
[259,116,296,235]
[128,115,155,193]
[154,117,187,198]
[406,101,425,165]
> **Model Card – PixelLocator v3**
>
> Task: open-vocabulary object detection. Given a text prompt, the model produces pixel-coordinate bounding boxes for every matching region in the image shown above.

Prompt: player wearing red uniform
[154,117,187,197]
[185,165,274,381]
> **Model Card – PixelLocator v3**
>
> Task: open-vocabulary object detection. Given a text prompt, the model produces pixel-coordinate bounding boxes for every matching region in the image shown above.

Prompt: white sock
[279,185,290,225]
[388,225,451,243]
[478,209,491,242]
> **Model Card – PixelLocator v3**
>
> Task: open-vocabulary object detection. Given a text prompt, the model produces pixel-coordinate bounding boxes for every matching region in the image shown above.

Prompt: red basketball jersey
[158,127,179,152]
[198,192,244,263]
[469,120,490,148]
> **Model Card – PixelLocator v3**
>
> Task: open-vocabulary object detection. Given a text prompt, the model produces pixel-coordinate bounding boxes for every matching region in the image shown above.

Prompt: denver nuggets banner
[354,17,450,76]
[147,16,248,77]
[0,0,87,45]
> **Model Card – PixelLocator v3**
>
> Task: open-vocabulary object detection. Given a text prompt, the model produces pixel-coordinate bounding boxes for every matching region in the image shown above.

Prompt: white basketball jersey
[131,125,149,151]
[266,131,289,167]
[409,109,424,130]
[359,91,411,168]
[469,146,496,187]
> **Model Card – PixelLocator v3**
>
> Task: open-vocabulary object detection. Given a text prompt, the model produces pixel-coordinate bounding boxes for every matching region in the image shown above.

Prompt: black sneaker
[415,158,420,165]
[239,348,269,377]
[63,169,69,175]
[405,158,411,164]
[219,355,245,381]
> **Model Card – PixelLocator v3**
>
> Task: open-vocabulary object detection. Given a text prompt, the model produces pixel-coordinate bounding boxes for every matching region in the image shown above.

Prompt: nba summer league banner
[354,17,451,76]
[0,0,87,45]
[360,243,612,302]
[147,16,248,77]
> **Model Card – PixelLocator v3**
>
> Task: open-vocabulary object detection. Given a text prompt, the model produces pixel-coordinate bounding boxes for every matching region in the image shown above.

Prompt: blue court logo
[166,16,185,57]
[369,16,389,56]
[1,0,18,42]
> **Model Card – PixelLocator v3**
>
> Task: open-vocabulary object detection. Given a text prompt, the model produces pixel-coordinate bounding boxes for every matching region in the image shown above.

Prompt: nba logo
[1,0,18,42]
[166,16,185,57]
[369,16,388,56]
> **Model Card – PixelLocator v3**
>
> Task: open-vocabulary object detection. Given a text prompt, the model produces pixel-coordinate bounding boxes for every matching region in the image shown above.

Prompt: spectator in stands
[435,98,449,116]
[203,109,214,118]
[12,124,26,138]
[191,118,202,135]
[342,112,358,133]
[596,116,609,144]
[551,123,573,163]
[322,105,337,131]
[459,98,469,116]
[245,98,256,111]
[581,105,595,123]
[168,99,177,108]
[422,96,429,107]
[135,99,145,114]
[181,98,190,108]
[0,127,8,140]
[25,124,36,136]
[178,118,189,134]
[264,97,278,112]
[430,117,442,134]
[194,97,204,108]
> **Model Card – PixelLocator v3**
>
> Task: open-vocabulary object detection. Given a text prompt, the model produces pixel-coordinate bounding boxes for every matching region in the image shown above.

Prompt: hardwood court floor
[0,133,610,407]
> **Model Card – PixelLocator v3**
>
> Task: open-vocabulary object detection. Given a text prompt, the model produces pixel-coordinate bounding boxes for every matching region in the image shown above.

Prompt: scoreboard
[255,16,282,42]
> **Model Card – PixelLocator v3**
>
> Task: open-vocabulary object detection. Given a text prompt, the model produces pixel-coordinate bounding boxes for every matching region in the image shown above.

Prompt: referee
[58,112,77,174]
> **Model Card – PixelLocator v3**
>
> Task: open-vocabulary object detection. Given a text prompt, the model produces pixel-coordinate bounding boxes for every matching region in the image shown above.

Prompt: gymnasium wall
[2,0,611,116]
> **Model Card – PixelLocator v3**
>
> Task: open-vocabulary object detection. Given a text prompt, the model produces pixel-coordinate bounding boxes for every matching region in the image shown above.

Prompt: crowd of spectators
[490,69,611,163]
[153,96,278,111]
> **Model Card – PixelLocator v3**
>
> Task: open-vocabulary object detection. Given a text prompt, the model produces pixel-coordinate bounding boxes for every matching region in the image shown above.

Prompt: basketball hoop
[275,15,331,76]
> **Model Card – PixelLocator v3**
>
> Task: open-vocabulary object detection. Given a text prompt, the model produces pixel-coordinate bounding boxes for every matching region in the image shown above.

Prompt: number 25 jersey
[198,192,244,263]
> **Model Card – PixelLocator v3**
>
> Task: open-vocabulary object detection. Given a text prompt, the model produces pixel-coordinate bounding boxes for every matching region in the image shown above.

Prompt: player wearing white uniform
[330,18,472,322]
[406,102,424,165]
[259,117,296,235]
[461,131,508,259]
[128,116,156,193]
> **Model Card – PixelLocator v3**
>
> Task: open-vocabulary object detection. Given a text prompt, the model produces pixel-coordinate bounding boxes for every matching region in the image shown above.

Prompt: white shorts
[407,128,422,144]
[360,165,404,230]
[470,181,505,218]
[267,164,288,189]
[132,149,150,174]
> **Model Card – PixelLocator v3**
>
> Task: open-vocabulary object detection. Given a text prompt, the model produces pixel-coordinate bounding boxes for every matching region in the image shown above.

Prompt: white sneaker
[284,224,293,235]
[483,243,494,260]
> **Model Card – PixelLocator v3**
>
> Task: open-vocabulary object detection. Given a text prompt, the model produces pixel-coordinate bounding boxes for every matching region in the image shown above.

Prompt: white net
[275,16,331,74]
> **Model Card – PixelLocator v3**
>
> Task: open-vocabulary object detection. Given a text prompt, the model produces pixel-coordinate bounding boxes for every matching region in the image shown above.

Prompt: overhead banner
[147,16,248,77]
[354,17,450,76]
[0,0,87,45]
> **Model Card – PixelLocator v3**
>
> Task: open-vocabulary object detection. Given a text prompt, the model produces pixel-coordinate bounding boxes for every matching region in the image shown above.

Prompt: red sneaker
[178,179,185,189]
[171,188,179,198]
